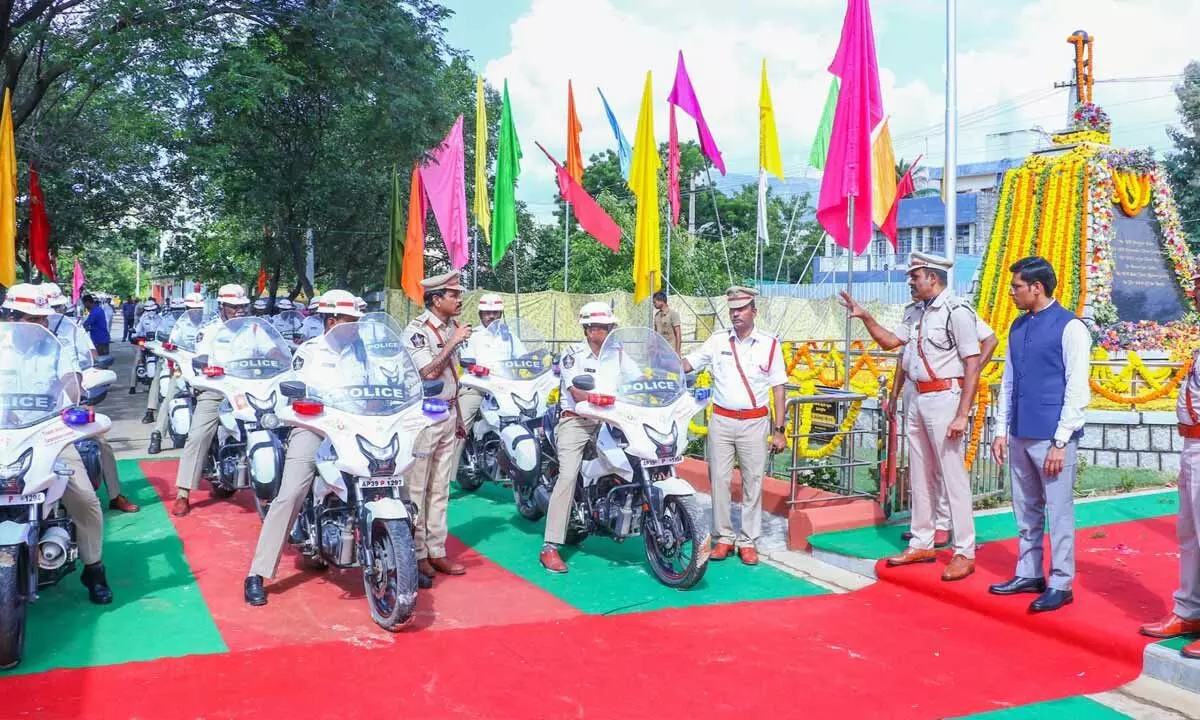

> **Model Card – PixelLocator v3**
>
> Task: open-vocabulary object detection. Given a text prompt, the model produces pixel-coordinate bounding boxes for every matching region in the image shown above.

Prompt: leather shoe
[988,576,1047,595]
[540,546,568,574]
[147,431,162,455]
[934,529,951,547]
[428,556,465,575]
[941,554,975,582]
[418,558,435,579]
[108,495,140,513]
[710,543,735,561]
[171,495,190,517]
[141,410,155,424]
[885,548,937,566]
[1029,588,1074,613]
[738,546,759,565]
[1140,614,1200,639]
[244,575,267,606]
[1183,637,1200,659]
[81,563,113,605]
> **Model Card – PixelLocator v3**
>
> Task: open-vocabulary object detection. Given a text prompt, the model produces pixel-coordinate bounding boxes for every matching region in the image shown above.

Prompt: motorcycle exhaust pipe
[37,526,73,570]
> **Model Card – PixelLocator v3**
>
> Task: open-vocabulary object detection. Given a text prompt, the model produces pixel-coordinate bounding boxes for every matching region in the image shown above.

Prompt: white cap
[217,284,250,306]
[168,298,186,311]
[355,296,367,311]
[308,294,321,311]
[183,292,205,309]
[3,283,54,316]
[318,289,364,318]
[478,293,504,313]
[143,299,160,312]
[44,283,67,308]
[276,298,296,311]
[578,301,618,327]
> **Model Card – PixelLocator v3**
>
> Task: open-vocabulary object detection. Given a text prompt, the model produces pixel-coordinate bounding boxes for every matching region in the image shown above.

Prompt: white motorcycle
[549,327,711,589]
[0,324,113,669]
[155,310,210,449]
[276,322,450,630]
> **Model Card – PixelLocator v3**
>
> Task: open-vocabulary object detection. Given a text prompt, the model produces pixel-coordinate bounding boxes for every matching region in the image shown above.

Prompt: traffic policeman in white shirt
[682,287,787,565]
[243,289,362,606]
[300,295,324,341]
[129,299,161,394]
[455,294,528,468]
[147,292,207,455]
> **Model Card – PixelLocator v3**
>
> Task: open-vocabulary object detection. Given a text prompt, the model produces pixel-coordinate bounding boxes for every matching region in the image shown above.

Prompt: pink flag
[72,259,85,303]
[816,0,884,256]
[667,51,725,175]
[419,115,469,270]
[534,142,621,252]
[668,104,680,226]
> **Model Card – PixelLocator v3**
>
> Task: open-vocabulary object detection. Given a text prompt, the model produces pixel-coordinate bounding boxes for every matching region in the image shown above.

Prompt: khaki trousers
[905,388,976,558]
[59,445,104,565]
[147,368,162,411]
[706,412,769,549]
[544,415,599,545]
[1175,439,1200,619]
[409,417,457,559]
[175,391,222,492]
[454,387,484,461]
[98,439,120,498]
[249,429,322,579]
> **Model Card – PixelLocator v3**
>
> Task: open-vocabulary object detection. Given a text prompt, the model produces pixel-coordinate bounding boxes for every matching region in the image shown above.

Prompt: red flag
[28,166,54,280]
[881,154,921,248]
[256,267,267,295]
[401,163,427,303]
[535,142,620,252]
[565,81,585,186]
[668,104,680,226]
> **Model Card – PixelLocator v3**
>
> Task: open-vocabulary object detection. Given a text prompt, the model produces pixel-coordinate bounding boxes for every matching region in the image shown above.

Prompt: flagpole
[844,198,853,391]
[513,235,521,320]
[945,0,958,288]
[648,271,656,326]
[472,227,479,289]
[563,201,571,293]
[665,221,672,298]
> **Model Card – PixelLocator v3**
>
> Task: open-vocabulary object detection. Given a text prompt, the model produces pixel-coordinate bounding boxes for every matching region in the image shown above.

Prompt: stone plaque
[1110,206,1186,323]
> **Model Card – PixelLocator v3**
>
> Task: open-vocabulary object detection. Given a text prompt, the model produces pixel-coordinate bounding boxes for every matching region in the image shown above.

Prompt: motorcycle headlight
[261,413,280,430]
[356,433,399,477]
[0,448,32,494]
[643,421,678,459]
[512,392,538,418]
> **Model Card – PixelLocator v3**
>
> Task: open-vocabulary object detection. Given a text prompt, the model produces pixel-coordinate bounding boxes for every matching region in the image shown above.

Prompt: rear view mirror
[422,380,444,398]
[459,356,476,368]
[571,374,595,392]
[191,355,209,372]
[280,381,307,399]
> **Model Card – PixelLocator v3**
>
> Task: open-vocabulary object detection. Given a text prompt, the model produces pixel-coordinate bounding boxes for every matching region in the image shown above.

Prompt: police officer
[403,271,471,583]
[841,251,982,581]
[1,284,113,603]
[455,294,524,471]
[300,295,324,341]
[142,299,185,424]
[129,298,161,395]
[244,289,362,606]
[171,284,251,517]
[148,292,207,456]
[682,287,787,565]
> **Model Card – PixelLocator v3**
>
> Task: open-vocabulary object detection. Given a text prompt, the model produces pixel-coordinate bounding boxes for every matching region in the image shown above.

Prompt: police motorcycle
[145,307,184,409]
[131,306,167,391]
[543,327,711,589]
[189,318,293,517]
[456,320,557,513]
[0,324,113,669]
[275,322,450,630]
[155,309,210,449]
[272,310,306,351]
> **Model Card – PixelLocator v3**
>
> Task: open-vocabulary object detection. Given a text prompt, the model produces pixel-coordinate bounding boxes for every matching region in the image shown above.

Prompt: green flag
[385,169,404,289]
[808,76,840,170]
[491,80,522,266]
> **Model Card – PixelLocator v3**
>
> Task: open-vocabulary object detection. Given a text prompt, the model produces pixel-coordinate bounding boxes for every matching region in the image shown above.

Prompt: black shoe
[418,573,433,590]
[141,410,155,424]
[128,387,137,395]
[244,575,267,606]
[988,576,1047,596]
[81,563,113,605]
[1029,588,1073,613]
[147,431,162,455]
[900,530,914,541]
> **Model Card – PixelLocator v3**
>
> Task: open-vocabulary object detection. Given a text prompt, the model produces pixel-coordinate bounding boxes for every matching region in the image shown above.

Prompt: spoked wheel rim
[368,527,400,617]
[645,497,697,582]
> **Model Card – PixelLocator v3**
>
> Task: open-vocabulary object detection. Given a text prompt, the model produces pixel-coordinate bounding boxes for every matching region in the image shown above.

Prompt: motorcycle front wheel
[455,447,485,492]
[512,484,544,521]
[0,545,28,670]
[643,495,710,589]
[363,518,418,631]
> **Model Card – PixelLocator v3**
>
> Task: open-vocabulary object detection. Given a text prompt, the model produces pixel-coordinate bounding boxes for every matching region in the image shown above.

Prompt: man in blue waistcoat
[990,256,1091,612]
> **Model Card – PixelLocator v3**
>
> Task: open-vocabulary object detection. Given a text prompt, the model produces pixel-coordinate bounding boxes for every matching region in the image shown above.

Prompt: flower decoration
[1072,102,1111,133]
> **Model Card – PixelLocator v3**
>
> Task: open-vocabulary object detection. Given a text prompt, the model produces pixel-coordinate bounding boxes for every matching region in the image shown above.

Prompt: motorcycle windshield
[52,315,94,370]
[0,323,75,429]
[475,319,553,380]
[597,327,686,408]
[316,323,422,416]
[167,310,209,352]
[155,310,184,342]
[360,311,406,338]
[209,318,293,380]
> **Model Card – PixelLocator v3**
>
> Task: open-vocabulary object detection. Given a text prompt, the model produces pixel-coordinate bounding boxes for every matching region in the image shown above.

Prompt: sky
[443,0,1198,220]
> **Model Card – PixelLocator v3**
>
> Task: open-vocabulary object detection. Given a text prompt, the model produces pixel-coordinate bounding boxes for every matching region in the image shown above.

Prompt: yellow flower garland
[1112,171,1152,216]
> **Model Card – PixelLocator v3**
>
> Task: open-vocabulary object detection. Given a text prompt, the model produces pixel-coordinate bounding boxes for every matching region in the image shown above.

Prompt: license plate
[0,492,45,506]
[358,477,404,489]
[643,456,683,468]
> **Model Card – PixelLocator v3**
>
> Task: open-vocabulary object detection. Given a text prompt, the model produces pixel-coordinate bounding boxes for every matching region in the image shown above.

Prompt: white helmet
[143,299,160,313]
[355,296,367,311]
[318,289,364,318]
[217,284,251,306]
[276,298,296,312]
[183,292,206,309]
[169,298,186,311]
[578,301,618,327]
[3,283,54,316]
[307,294,321,311]
[43,283,67,308]
[478,293,504,313]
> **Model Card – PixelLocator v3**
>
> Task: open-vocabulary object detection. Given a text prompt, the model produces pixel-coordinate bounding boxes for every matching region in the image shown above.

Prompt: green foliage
[1166,61,1200,255]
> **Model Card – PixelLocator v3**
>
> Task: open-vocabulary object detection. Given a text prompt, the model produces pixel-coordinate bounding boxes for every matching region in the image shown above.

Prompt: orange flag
[566,80,584,186]
[401,163,426,303]
[256,267,267,295]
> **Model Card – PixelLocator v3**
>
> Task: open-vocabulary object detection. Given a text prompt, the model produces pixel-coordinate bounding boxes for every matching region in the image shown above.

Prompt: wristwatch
[1052,439,1067,449]
[774,425,787,434]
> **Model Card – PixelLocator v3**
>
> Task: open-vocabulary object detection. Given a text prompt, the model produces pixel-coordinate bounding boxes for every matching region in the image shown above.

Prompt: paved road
[102,325,181,462]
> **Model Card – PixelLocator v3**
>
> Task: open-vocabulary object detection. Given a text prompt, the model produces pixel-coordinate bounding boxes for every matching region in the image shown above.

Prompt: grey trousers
[1174,439,1200,620]
[1009,436,1077,591]
[175,390,222,492]
[249,429,322,579]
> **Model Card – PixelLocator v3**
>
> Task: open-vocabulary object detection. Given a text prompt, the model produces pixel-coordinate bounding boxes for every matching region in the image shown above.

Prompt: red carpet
[138,459,580,651]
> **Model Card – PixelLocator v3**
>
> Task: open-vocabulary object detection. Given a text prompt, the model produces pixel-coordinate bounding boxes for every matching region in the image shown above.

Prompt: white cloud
[483,0,1199,219]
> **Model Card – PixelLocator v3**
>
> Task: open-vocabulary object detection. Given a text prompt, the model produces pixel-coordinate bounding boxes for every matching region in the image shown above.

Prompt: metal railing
[779,388,876,506]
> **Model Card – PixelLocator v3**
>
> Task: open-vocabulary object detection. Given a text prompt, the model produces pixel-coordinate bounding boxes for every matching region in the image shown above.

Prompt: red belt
[915,378,962,394]
[713,405,769,420]
[1179,424,1200,439]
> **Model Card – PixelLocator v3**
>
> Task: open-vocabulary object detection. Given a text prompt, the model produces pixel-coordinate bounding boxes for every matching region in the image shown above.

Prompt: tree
[1166,61,1200,255]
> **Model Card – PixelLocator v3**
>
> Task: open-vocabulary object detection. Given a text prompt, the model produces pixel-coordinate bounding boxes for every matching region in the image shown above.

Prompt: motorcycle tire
[564,526,589,546]
[0,545,28,670]
[512,486,544,522]
[456,449,485,492]
[209,482,236,500]
[643,495,709,590]
[363,518,418,632]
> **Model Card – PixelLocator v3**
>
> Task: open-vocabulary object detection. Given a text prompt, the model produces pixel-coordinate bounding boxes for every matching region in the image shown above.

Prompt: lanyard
[728,335,758,408]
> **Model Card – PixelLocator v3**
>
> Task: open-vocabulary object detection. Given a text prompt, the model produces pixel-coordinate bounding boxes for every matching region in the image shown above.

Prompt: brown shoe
[539,547,568,574]
[941,554,975,582]
[738,546,759,566]
[171,495,190,517]
[710,543,735,561]
[934,530,952,548]
[1140,614,1200,639]
[417,559,435,578]
[108,495,141,513]
[1183,637,1200,659]
[428,556,465,576]
[885,548,938,567]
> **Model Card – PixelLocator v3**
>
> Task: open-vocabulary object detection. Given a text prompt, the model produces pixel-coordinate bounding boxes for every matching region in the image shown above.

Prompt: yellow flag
[629,71,661,304]
[473,75,491,245]
[759,60,784,181]
[0,89,15,286]
[870,116,898,230]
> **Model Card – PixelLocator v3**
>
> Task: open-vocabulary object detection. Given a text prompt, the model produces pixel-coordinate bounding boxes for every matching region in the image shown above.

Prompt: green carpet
[11,459,227,675]
[953,696,1128,719]
[449,482,827,615]
[808,490,1179,560]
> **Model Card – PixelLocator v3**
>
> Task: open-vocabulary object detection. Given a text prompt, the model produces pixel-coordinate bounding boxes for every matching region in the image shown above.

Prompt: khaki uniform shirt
[653,307,681,347]
[403,310,460,401]
[894,290,981,383]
